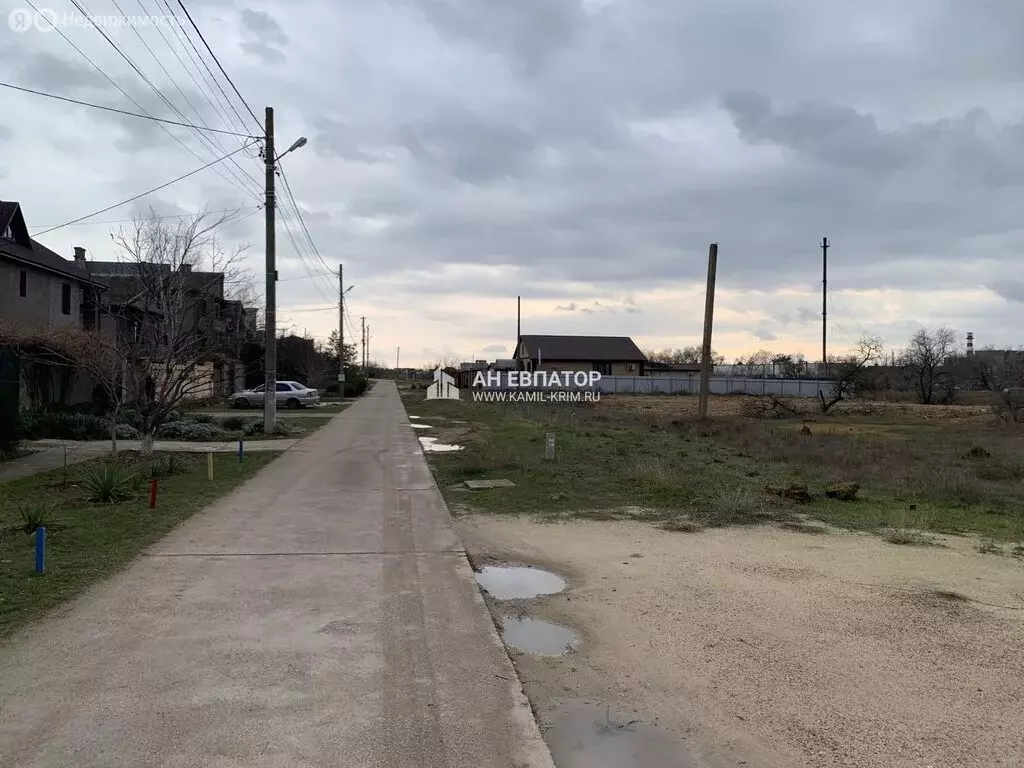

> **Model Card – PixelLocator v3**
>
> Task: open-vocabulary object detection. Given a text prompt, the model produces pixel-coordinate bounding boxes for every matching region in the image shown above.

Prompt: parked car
[230,381,320,409]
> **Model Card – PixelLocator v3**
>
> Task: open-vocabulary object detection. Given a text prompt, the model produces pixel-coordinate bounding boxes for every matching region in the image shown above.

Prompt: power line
[66,0,259,197]
[176,0,262,131]
[0,82,256,137]
[157,0,259,144]
[278,165,333,277]
[109,0,262,192]
[136,0,243,138]
[30,205,260,230]
[21,0,257,200]
[34,141,257,236]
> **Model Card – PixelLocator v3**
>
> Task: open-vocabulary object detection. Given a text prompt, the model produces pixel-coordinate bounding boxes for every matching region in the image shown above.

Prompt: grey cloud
[0,124,13,141]
[555,302,578,311]
[240,10,288,64]
[753,327,779,342]
[14,51,106,91]
[988,280,1024,303]
[399,109,539,183]
[482,344,507,353]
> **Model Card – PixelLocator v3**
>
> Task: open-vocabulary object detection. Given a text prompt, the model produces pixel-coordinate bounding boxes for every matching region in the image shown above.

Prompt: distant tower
[966,332,974,356]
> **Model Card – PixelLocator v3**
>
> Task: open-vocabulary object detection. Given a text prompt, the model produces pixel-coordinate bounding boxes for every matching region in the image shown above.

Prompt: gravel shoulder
[459,516,1024,768]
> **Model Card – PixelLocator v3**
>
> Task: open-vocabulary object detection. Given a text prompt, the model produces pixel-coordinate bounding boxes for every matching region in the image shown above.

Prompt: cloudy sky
[2,0,1023,366]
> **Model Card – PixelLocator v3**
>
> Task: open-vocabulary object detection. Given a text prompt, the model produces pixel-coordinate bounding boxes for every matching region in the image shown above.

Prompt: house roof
[517,335,646,361]
[0,201,107,288]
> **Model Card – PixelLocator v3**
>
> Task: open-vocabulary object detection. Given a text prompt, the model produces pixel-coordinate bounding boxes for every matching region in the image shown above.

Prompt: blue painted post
[238,440,244,463]
[35,526,46,574]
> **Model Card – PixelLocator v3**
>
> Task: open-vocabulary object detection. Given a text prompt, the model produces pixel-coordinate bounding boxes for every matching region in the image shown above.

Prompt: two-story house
[0,201,108,406]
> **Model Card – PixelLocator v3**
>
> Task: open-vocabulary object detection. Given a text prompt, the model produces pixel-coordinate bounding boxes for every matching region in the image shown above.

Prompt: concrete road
[0,382,553,768]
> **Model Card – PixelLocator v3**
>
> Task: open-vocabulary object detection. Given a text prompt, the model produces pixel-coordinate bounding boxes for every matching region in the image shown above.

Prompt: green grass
[402,392,1024,545]
[0,451,279,638]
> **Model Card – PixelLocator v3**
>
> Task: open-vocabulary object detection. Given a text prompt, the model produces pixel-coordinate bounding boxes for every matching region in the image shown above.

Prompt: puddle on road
[545,701,698,768]
[501,617,580,656]
[410,423,433,429]
[475,565,566,599]
[409,415,422,419]
[418,436,464,453]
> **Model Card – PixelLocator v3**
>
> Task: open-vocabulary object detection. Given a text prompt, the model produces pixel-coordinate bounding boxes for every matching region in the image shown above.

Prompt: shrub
[0,410,22,459]
[17,502,56,534]
[114,423,140,440]
[344,376,369,398]
[21,410,111,440]
[80,463,137,503]
[149,454,188,479]
[218,415,250,431]
[156,421,227,441]
[242,421,294,437]
[189,413,216,425]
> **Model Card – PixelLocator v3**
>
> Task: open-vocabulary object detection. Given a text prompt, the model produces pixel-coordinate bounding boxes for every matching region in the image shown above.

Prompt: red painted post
[149,478,158,510]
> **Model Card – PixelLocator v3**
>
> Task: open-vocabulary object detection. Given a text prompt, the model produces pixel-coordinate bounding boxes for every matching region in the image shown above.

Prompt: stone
[766,483,811,503]
[825,482,860,501]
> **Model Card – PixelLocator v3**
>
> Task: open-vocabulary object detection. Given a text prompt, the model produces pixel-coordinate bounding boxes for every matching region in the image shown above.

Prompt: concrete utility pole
[697,243,718,419]
[263,107,277,433]
[821,236,829,378]
[361,316,367,372]
[396,346,400,370]
[338,263,345,393]
[262,108,307,432]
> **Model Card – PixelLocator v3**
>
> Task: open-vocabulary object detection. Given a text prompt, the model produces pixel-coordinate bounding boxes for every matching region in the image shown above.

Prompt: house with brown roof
[513,335,647,375]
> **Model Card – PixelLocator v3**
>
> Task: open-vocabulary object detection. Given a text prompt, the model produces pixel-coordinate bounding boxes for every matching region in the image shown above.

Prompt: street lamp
[263,106,310,432]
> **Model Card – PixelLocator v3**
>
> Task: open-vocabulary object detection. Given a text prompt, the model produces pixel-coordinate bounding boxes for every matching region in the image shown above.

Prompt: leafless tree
[92,210,252,454]
[734,349,774,378]
[819,335,885,412]
[899,327,959,404]
[646,345,723,365]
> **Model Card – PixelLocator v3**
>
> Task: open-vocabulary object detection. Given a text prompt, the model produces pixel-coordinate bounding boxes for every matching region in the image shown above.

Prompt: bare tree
[734,349,774,377]
[966,351,1024,423]
[646,345,723,365]
[94,210,252,454]
[900,327,959,404]
[819,335,885,412]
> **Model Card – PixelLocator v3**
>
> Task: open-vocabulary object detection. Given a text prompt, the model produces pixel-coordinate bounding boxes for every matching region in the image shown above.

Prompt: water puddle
[545,701,697,768]
[409,415,422,419]
[501,617,579,656]
[410,423,433,429]
[475,565,566,599]
[418,436,464,453]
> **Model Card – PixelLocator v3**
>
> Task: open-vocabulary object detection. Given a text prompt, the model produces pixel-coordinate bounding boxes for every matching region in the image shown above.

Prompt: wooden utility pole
[697,243,718,419]
[821,236,829,377]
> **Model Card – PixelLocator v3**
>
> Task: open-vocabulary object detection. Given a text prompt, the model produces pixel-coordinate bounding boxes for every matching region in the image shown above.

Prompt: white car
[231,381,320,409]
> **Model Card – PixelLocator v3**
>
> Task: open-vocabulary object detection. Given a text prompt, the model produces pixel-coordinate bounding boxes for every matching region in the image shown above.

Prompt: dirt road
[460,517,1024,768]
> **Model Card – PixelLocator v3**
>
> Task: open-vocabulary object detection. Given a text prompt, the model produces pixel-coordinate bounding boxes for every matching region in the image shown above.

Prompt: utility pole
[338,263,345,395]
[396,346,400,370]
[697,243,718,419]
[821,236,829,378]
[361,316,366,372]
[263,106,277,433]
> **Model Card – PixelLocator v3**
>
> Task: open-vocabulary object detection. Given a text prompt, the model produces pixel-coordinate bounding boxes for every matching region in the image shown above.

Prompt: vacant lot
[403,391,1024,766]
[405,392,1024,546]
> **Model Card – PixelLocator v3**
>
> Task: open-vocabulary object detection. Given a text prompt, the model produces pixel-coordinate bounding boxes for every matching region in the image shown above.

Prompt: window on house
[19,270,26,297]
[595,362,613,376]
[61,283,72,315]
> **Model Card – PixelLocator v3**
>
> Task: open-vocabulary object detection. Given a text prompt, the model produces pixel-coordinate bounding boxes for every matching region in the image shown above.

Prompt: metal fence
[595,376,829,397]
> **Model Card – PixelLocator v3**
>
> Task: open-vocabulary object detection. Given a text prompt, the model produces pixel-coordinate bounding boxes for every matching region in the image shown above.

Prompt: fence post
[207,452,214,480]
[545,433,556,460]
[35,526,46,574]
